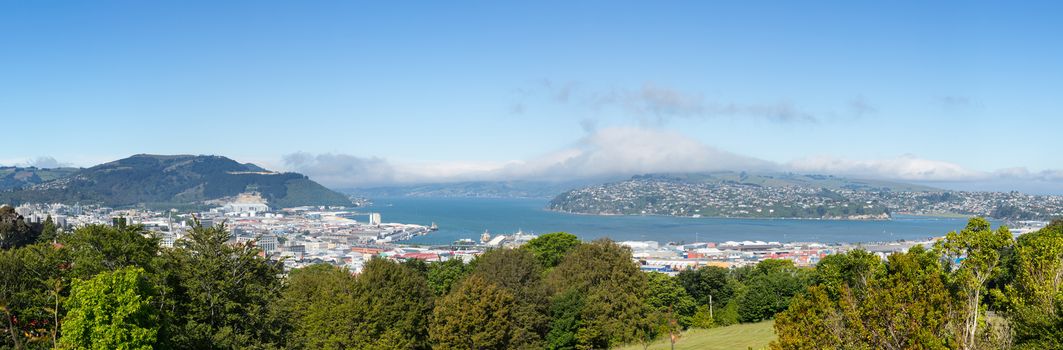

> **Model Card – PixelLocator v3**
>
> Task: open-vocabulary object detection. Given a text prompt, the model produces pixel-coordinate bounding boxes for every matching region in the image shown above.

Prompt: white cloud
[787,154,984,181]
[593,83,818,124]
[282,127,774,187]
[528,81,822,124]
[494,127,775,180]
[282,153,399,187]
[0,156,74,169]
[282,129,1063,194]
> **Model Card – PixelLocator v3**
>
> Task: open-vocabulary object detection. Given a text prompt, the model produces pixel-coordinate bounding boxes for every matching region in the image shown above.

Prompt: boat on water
[430,222,439,231]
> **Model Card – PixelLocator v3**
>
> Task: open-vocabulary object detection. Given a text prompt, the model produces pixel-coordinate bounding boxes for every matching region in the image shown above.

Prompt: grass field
[617,321,776,350]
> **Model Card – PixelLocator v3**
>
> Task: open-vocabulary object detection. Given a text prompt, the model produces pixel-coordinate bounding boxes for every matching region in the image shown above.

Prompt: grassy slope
[617,321,776,350]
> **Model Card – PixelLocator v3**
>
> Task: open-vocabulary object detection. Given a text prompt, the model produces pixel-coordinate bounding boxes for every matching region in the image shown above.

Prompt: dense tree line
[0,217,832,349]
[3,221,711,349]
[772,218,1063,350]
[2,216,288,349]
[3,214,1060,349]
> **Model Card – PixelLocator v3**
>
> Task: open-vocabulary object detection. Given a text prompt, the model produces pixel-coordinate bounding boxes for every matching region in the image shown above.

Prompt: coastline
[544,208,896,221]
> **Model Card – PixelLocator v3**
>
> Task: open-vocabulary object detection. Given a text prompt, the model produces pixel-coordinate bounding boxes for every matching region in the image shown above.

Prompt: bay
[368,197,982,245]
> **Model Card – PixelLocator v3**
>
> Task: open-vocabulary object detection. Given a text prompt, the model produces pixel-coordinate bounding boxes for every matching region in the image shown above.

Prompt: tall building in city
[258,234,278,253]
[369,213,382,226]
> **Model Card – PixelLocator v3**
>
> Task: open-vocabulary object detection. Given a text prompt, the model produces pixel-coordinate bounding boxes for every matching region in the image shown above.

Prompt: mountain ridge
[0,154,350,208]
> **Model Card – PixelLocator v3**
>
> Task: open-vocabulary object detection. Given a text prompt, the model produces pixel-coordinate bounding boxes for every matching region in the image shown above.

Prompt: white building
[256,234,278,253]
[223,192,270,214]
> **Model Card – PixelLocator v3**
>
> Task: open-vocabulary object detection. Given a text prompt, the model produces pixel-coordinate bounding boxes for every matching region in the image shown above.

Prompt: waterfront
[369,197,988,245]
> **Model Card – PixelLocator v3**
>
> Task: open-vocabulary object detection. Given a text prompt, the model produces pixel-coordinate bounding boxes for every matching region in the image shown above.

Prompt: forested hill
[0,154,351,208]
[0,166,80,190]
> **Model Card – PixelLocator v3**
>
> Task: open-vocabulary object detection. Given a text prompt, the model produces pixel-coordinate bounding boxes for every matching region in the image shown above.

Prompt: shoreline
[544,208,897,221]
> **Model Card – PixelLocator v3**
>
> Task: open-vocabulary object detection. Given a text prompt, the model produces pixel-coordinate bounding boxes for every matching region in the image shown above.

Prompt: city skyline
[2,1,1061,192]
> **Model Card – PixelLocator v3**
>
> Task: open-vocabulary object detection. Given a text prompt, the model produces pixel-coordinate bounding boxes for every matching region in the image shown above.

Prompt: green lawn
[617,321,776,350]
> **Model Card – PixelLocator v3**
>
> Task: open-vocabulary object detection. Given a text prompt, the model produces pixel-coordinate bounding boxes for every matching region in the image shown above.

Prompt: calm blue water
[368,197,981,245]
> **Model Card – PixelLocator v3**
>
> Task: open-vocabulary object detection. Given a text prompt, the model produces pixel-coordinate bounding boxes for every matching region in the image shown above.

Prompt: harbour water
[368,197,987,245]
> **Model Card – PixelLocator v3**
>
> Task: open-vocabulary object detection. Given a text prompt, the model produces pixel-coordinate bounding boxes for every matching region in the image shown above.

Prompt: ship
[430,222,439,231]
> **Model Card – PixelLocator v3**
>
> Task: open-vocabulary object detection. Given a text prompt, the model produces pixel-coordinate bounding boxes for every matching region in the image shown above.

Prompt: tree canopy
[772,218,1046,350]
[522,232,580,269]
[60,267,158,350]
[1,216,1061,350]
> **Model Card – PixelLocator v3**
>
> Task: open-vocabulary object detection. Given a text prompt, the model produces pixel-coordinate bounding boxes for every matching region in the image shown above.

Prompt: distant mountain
[0,154,351,208]
[346,180,603,199]
[0,166,80,190]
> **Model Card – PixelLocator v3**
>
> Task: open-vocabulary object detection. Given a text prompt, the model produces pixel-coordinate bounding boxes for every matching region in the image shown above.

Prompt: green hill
[0,154,350,208]
[617,321,776,350]
[0,166,80,190]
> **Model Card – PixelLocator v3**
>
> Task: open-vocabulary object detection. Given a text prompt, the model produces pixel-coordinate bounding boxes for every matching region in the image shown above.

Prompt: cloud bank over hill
[787,154,983,181]
[0,156,74,169]
[284,127,774,187]
[282,126,1063,194]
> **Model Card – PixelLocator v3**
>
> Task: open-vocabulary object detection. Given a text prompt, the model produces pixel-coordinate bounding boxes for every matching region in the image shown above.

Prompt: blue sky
[2,1,1062,191]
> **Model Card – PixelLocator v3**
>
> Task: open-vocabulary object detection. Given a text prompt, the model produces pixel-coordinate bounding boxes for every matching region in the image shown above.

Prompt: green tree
[547,239,651,349]
[770,286,843,350]
[0,247,29,348]
[20,243,70,348]
[349,258,433,349]
[426,258,469,296]
[36,216,59,244]
[0,243,70,349]
[938,217,1013,350]
[860,245,956,349]
[676,265,734,305]
[676,265,736,324]
[62,224,159,279]
[430,275,516,350]
[736,260,805,323]
[468,248,549,349]
[402,258,430,276]
[689,305,715,329]
[0,206,41,250]
[997,220,1063,349]
[545,290,583,350]
[772,246,959,349]
[644,272,696,328]
[812,249,881,299]
[278,264,358,350]
[60,267,158,350]
[755,259,797,275]
[522,232,581,269]
[158,221,283,349]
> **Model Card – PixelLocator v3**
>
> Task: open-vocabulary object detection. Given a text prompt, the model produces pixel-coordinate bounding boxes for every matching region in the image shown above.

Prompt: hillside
[0,154,350,208]
[0,166,80,190]
[550,172,1063,220]
[549,172,902,219]
[617,321,775,350]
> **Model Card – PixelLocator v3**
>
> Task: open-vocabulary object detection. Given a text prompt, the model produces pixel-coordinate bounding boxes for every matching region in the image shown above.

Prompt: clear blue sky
[2,1,1061,190]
